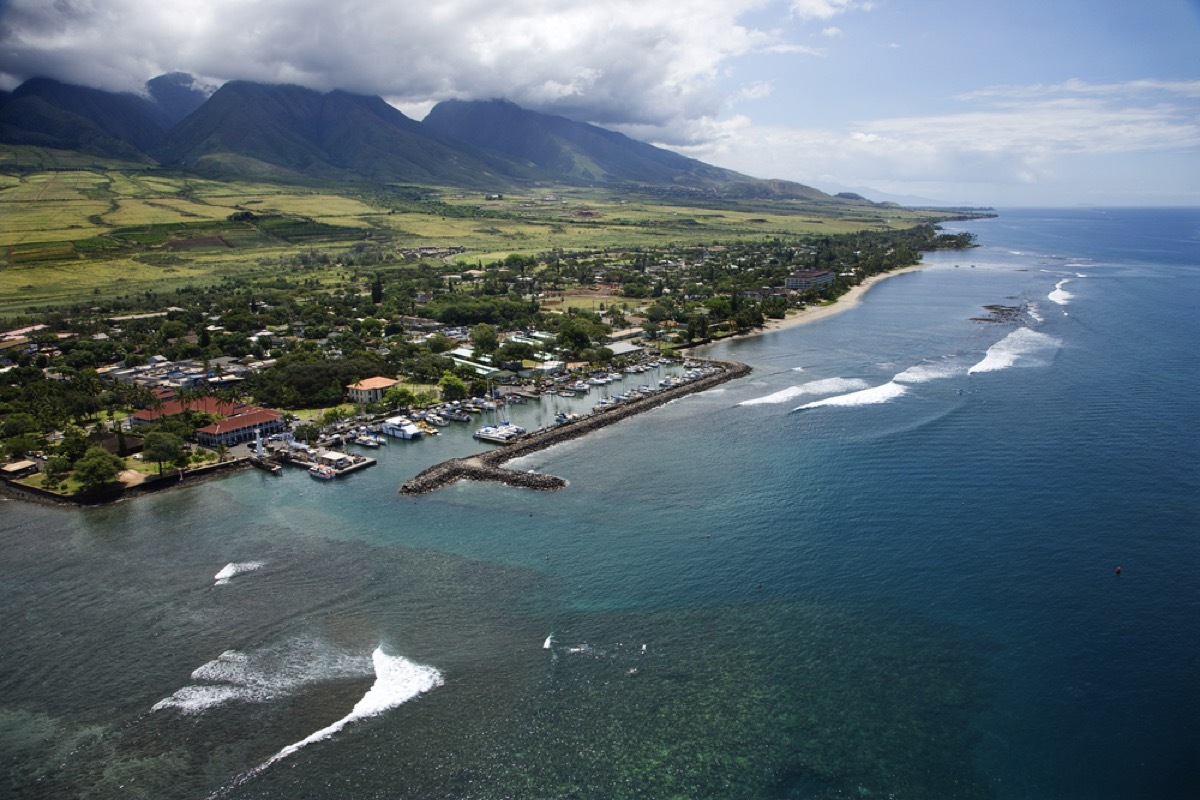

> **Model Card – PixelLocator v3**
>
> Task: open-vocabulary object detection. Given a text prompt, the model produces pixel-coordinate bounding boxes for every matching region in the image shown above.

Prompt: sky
[1,0,1197,206]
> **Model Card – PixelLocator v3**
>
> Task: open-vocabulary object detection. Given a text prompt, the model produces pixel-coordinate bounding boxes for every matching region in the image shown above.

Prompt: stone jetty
[399,358,750,495]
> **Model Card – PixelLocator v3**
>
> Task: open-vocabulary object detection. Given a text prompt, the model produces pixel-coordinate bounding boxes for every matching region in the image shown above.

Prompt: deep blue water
[1,207,1197,799]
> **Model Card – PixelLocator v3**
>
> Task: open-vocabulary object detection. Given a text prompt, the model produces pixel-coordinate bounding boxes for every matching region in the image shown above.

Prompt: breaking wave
[211,648,442,797]
[795,381,908,410]
[968,328,1061,374]
[152,637,372,715]
[739,378,870,406]
[893,361,964,385]
[214,561,265,585]
[1048,279,1074,306]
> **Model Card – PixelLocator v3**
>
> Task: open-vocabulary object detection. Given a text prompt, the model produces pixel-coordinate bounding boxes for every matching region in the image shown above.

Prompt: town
[0,224,974,499]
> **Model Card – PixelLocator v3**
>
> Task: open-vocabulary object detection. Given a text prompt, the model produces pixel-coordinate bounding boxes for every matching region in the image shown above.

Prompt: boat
[380,416,423,439]
[425,412,449,426]
[443,408,471,422]
[473,422,526,444]
[353,435,381,448]
[557,390,577,398]
[308,464,337,480]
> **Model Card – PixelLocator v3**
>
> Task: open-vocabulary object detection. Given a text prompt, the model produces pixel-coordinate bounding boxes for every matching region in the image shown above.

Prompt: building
[129,396,245,427]
[194,408,286,448]
[784,270,836,292]
[346,376,399,405]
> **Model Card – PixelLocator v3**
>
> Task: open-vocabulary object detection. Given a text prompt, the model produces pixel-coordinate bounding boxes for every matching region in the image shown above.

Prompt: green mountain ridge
[0,74,848,200]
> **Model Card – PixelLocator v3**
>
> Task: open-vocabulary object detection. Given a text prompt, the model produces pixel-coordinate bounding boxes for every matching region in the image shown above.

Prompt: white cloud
[677,80,1200,204]
[0,0,790,131]
[789,0,874,22]
[822,27,844,37]
[736,81,775,102]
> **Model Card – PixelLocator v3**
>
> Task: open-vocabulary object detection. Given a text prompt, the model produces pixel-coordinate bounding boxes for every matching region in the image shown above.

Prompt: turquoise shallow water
[1,208,1197,799]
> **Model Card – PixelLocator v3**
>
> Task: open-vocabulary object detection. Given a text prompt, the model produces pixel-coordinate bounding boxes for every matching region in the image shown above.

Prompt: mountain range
[0,73,840,200]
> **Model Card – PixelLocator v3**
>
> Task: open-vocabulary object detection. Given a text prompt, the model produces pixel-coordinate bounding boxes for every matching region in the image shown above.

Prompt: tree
[4,434,39,460]
[470,323,499,355]
[1,412,38,439]
[41,454,71,491]
[57,425,90,464]
[438,371,468,402]
[73,446,124,493]
[293,422,320,443]
[383,385,416,410]
[143,431,186,476]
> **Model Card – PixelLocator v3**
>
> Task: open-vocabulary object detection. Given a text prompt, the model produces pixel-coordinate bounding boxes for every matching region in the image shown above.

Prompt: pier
[399,358,750,495]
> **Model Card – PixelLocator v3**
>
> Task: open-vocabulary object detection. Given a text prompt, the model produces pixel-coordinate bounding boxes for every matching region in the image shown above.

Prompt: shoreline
[725,264,928,343]
[3,267,923,506]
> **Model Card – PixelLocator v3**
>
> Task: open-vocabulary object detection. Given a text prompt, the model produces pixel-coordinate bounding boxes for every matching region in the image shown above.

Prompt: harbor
[399,357,750,494]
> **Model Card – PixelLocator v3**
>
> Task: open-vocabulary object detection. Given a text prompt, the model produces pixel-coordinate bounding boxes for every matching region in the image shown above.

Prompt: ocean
[1,207,1197,799]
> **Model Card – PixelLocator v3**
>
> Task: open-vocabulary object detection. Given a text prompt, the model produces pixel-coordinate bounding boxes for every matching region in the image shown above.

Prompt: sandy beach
[737,264,927,340]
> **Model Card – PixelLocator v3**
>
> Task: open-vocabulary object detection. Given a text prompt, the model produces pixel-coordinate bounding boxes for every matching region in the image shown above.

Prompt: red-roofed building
[130,396,245,426]
[346,376,399,405]
[194,408,286,447]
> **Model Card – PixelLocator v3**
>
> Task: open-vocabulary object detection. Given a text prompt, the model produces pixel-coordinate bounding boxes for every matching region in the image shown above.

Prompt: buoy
[1115,565,1122,575]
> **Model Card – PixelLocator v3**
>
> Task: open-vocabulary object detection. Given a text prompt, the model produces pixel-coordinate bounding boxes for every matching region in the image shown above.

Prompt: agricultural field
[0,160,954,319]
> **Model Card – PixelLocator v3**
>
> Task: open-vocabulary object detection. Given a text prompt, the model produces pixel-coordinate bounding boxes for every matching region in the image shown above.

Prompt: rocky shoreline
[399,358,751,495]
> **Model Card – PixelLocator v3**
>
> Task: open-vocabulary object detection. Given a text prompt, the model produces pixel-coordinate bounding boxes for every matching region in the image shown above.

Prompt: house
[194,408,286,448]
[346,376,399,405]
[784,270,836,292]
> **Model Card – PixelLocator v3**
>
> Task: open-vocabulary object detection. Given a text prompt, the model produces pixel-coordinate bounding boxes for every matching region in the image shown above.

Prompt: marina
[400,357,750,494]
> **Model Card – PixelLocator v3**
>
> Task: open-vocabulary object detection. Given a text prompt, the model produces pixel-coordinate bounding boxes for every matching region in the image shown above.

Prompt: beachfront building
[346,376,399,405]
[129,395,245,427]
[194,407,286,448]
[784,270,836,292]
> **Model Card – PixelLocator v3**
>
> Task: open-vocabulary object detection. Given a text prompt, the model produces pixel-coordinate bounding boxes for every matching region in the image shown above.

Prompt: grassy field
[0,155,952,319]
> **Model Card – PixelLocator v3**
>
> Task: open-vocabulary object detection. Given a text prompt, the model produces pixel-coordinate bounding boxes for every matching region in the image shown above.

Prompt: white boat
[381,416,423,439]
[425,413,449,426]
[308,464,337,480]
[473,422,526,444]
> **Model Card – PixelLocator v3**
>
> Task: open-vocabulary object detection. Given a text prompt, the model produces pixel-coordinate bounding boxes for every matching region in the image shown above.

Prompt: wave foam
[1048,278,1073,306]
[795,381,908,410]
[213,648,442,797]
[739,378,869,406]
[968,328,1061,375]
[153,637,372,714]
[257,648,441,766]
[214,561,265,585]
[893,361,963,384]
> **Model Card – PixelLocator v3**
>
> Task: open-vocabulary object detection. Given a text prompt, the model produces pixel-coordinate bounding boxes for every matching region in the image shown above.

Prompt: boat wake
[213,561,265,585]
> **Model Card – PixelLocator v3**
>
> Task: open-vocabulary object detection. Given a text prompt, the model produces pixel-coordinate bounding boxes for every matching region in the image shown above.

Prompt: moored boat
[308,464,337,480]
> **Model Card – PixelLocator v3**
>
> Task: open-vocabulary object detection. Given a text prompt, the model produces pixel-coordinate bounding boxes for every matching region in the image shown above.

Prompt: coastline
[730,264,927,342]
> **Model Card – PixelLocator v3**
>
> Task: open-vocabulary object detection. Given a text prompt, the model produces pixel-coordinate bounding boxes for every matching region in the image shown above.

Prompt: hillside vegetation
[0,157,955,318]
